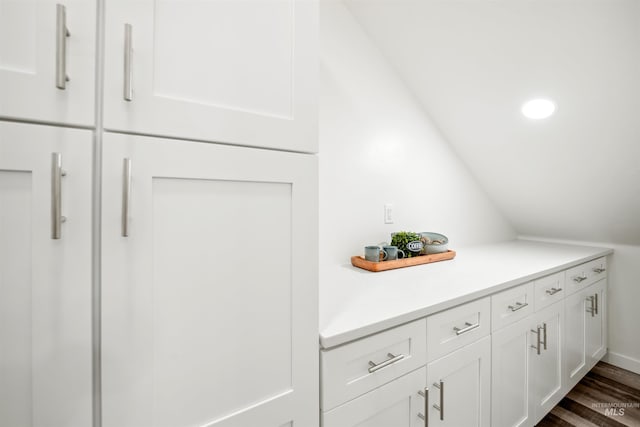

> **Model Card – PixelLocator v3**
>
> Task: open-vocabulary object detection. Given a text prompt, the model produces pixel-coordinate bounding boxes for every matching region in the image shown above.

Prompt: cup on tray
[364,246,387,262]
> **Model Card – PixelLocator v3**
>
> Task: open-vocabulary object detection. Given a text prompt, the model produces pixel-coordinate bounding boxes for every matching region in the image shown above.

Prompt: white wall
[521,236,640,374]
[319,0,516,320]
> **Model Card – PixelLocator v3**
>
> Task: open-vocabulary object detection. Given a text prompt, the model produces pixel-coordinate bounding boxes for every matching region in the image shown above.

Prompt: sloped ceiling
[345,0,640,245]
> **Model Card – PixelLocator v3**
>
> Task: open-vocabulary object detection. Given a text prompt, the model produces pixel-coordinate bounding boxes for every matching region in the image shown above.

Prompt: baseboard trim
[603,351,640,375]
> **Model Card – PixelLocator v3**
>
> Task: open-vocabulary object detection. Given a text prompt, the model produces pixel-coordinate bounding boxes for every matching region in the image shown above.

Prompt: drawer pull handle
[573,275,588,283]
[368,352,404,373]
[508,302,528,312]
[432,381,444,420]
[531,326,541,355]
[453,321,479,335]
[124,23,133,101]
[121,158,132,237]
[546,287,563,295]
[51,153,67,239]
[593,267,606,274]
[418,387,428,426]
[542,322,547,350]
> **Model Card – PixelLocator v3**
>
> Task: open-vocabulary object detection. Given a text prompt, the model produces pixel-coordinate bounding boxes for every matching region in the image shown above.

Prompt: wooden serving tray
[351,250,456,272]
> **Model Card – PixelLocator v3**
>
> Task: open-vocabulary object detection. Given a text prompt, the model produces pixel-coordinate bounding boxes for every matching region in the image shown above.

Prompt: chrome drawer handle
[123,23,133,101]
[573,275,588,283]
[51,153,67,239]
[368,352,404,373]
[593,267,606,274]
[546,287,563,295]
[586,295,595,317]
[453,321,479,335]
[432,381,444,420]
[542,322,547,350]
[418,387,428,426]
[121,158,132,237]
[508,302,528,312]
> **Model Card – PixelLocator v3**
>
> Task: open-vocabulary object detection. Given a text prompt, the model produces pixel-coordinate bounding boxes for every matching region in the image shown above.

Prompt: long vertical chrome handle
[121,158,132,237]
[124,24,133,101]
[531,326,541,355]
[594,293,599,315]
[56,4,70,89]
[432,381,444,420]
[418,387,429,426]
[51,153,65,239]
[587,295,595,317]
[542,322,547,351]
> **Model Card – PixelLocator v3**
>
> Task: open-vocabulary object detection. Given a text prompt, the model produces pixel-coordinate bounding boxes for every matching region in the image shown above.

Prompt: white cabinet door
[426,336,491,427]
[585,279,607,370]
[103,0,317,153]
[0,121,92,426]
[101,132,318,427]
[564,283,587,389]
[530,301,564,424]
[323,367,426,427]
[0,0,95,125]
[491,317,534,427]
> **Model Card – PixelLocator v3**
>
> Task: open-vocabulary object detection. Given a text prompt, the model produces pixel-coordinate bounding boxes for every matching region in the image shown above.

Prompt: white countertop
[319,239,613,349]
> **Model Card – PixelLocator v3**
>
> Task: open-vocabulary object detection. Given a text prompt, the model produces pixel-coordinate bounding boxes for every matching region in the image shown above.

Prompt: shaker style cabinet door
[103,0,318,153]
[0,0,95,125]
[0,121,92,427]
[101,133,318,427]
[322,367,427,427]
[530,301,564,424]
[426,336,491,427]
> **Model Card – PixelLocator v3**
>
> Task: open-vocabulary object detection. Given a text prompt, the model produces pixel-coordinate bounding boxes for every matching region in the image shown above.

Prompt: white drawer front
[565,257,607,295]
[491,282,534,331]
[321,319,427,411]
[534,272,565,311]
[426,297,490,362]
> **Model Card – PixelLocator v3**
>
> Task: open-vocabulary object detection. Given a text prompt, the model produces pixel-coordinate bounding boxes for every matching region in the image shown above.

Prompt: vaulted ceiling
[345,0,640,245]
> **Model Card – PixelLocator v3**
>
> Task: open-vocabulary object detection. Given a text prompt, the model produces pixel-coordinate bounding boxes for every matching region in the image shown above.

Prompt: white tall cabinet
[0,121,93,426]
[0,0,96,125]
[103,0,318,152]
[0,0,318,425]
[101,133,318,427]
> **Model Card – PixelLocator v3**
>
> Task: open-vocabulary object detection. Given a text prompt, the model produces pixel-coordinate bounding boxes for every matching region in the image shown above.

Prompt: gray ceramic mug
[383,245,405,260]
[364,246,387,262]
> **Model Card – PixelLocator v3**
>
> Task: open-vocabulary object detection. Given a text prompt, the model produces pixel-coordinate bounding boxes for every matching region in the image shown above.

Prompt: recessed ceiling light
[521,99,556,119]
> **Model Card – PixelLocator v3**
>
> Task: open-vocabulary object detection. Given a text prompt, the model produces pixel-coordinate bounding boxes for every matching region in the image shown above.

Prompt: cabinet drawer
[321,319,427,411]
[491,282,534,331]
[565,257,607,295]
[534,272,565,311]
[426,297,490,362]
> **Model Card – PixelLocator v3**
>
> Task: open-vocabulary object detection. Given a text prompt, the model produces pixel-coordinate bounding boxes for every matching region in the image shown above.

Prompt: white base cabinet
[426,336,491,427]
[101,132,318,427]
[0,121,92,426]
[565,279,607,390]
[322,367,426,427]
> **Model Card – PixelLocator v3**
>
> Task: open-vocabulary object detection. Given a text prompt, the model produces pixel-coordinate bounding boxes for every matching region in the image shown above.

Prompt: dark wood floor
[537,362,640,427]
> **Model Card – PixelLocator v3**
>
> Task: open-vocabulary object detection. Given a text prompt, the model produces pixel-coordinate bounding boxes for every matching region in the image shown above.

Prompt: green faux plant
[390,231,423,258]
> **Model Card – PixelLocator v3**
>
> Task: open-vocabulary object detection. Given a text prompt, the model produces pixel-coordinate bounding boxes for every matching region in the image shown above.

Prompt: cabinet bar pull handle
[573,275,587,283]
[542,322,547,350]
[51,153,66,239]
[586,295,595,317]
[531,326,541,355]
[594,293,598,315]
[121,158,132,237]
[508,302,528,312]
[418,387,429,426]
[56,4,70,89]
[453,321,479,335]
[432,381,444,420]
[367,352,404,373]
[123,24,133,101]
[593,267,606,274]
[546,287,562,295]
